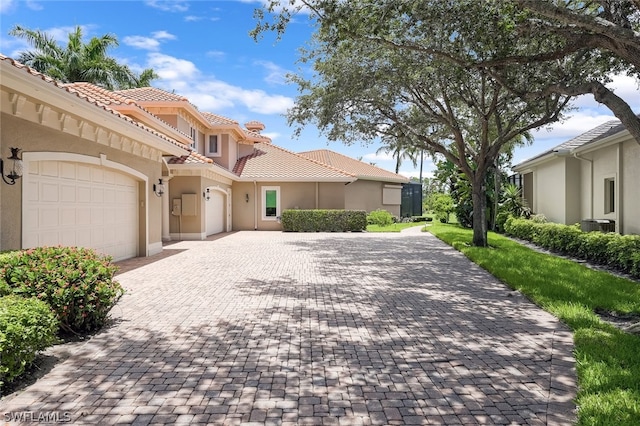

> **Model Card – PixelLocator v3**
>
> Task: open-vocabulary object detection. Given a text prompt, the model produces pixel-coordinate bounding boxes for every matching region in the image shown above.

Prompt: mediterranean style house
[512,119,640,235]
[0,54,408,261]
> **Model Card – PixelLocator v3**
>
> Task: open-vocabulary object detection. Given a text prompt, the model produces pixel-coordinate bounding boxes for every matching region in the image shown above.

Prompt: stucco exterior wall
[591,144,618,222]
[622,140,640,235]
[167,176,202,237]
[1,112,163,256]
[565,158,582,225]
[533,158,567,223]
[345,180,402,217]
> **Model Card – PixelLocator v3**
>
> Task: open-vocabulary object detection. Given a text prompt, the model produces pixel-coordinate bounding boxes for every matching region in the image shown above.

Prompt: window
[207,135,220,157]
[190,127,197,150]
[262,186,280,220]
[604,178,615,214]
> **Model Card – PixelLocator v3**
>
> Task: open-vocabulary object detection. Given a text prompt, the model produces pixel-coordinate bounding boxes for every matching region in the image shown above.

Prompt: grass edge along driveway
[427,223,640,426]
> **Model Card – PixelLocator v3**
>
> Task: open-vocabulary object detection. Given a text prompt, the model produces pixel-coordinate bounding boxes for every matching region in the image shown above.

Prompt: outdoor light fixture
[203,188,210,201]
[153,178,165,197]
[1,147,23,185]
[245,193,249,203]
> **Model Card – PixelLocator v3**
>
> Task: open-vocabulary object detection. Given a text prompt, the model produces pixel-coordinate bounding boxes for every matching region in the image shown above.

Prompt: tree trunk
[493,166,500,231]
[471,177,488,247]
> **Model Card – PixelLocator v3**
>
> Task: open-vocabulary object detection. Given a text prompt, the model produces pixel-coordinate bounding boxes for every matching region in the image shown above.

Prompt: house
[512,119,640,235]
[0,55,408,261]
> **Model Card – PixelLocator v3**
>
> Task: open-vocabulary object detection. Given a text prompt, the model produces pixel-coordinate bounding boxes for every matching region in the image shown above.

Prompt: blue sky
[1,0,638,179]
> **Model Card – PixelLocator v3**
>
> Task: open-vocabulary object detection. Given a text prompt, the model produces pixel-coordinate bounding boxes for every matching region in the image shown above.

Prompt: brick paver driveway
[1,230,576,425]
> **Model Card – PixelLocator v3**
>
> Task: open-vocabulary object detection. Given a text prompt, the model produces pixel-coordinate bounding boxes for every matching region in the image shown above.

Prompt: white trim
[261,186,280,221]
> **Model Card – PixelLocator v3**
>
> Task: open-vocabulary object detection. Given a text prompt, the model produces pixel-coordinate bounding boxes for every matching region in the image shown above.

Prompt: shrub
[0,295,58,391]
[495,212,511,234]
[504,216,541,241]
[532,222,583,254]
[530,214,548,223]
[366,209,394,227]
[604,234,640,274]
[0,247,123,334]
[577,232,619,265]
[281,209,367,232]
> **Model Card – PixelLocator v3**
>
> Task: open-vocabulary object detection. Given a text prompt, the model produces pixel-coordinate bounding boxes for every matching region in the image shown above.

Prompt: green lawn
[427,222,640,425]
[366,220,428,232]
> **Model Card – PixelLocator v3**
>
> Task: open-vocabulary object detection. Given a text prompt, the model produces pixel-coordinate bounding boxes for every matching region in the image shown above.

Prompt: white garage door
[23,160,139,261]
[205,190,225,236]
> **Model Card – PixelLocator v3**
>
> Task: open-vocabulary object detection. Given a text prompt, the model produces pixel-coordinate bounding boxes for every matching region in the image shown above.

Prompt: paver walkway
[1,230,576,425]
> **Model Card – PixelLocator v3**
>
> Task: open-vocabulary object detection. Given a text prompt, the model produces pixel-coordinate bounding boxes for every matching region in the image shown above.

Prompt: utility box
[581,219,615,233]
[181,193,198,216]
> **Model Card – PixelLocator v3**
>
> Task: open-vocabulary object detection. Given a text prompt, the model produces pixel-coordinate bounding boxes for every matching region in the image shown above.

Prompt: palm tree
[376,131,418,174]
[9,25,158,90]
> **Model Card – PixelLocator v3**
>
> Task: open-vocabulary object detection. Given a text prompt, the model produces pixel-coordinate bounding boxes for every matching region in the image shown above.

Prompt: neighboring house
[0,55,409,260]
[299,150,409,217]
[513,119,640,235]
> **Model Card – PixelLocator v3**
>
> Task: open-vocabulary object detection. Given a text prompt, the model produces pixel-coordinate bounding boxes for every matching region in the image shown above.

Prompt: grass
[427,222,640,425]
[366,220,428,232]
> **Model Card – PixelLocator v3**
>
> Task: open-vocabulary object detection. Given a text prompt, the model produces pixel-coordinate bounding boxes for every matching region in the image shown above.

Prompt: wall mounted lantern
[1,147,23,185]
[153,178,165,197]
[203,188,210,201]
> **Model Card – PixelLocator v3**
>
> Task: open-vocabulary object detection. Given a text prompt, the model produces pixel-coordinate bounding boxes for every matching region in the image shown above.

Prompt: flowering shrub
[0,247,124,334]
[0,295,58,391]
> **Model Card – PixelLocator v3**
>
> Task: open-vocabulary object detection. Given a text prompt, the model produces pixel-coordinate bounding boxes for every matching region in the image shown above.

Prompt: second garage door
[205,189,225,236]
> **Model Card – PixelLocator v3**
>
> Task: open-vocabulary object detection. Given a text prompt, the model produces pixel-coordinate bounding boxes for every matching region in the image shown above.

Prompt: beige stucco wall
[533,158,567,223]
[167,176,202,236]
[345,180,401,217]
[0,112,164,255]
[565,158,582,225]
[621,140,640,235]
[522,172,534,210]
[591,144,618,223]
[231,181,348,231]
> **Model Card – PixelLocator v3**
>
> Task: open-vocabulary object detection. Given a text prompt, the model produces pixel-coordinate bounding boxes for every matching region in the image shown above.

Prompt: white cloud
[363,151,394,162]
[147,53,294,115]
[255,60,289,85]
[0,0,14,13]
[144,0,189,12]
[25,1,42,11]
[123,36,161,51]
[147,53,200,80]
[123,31,175,51]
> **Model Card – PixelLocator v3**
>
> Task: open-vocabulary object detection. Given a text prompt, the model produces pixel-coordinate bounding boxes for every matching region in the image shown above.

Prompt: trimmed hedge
[0,247,124,334]
[0,295,58,391]
[504,216,640,278]
[367,209,394,226]
[281,209,367,232]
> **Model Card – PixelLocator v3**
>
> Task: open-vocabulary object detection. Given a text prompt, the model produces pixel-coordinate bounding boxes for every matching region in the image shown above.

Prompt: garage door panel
[206,191,225,236]
[24,160,139,261]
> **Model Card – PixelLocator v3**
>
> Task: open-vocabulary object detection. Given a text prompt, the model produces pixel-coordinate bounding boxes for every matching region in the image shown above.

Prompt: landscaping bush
[494,211,511,233]
[0,295,58,391]
[281,209,367,232]
[504,217,640,278]
[366,209,394,227]
[0,247,123,334]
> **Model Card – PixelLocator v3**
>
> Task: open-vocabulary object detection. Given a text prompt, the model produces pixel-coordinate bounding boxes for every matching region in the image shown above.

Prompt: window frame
[207,134,221,157]
[261,186,280,221]
[604,177,615,214]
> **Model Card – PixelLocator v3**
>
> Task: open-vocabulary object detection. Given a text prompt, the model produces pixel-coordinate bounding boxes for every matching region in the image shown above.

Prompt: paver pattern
[1,229,576,425]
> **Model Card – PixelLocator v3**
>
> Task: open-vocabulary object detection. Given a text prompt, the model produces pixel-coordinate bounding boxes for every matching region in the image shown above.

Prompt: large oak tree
[253,0,597,246]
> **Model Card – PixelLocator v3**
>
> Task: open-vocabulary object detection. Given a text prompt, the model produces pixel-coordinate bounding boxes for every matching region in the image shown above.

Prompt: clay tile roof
[233,143,355,181]
[243,128,271,143]
[201,111,239,126]
[114,87,189,102]
[299,149,409,183]
[0,54,188,153]
[166,151,214,165]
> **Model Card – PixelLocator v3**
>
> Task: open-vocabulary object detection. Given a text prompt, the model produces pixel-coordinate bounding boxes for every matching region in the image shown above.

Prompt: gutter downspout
[573,152,593,219]
[253,180,258,230]
[315,182,319,209]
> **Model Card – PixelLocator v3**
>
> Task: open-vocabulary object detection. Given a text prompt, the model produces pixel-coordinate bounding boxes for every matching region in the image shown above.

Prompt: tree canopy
[253,0,595,246]
[9,25,158,90]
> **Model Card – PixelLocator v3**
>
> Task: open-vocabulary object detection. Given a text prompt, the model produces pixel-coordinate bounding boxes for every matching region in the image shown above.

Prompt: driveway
[1,230,576,425]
